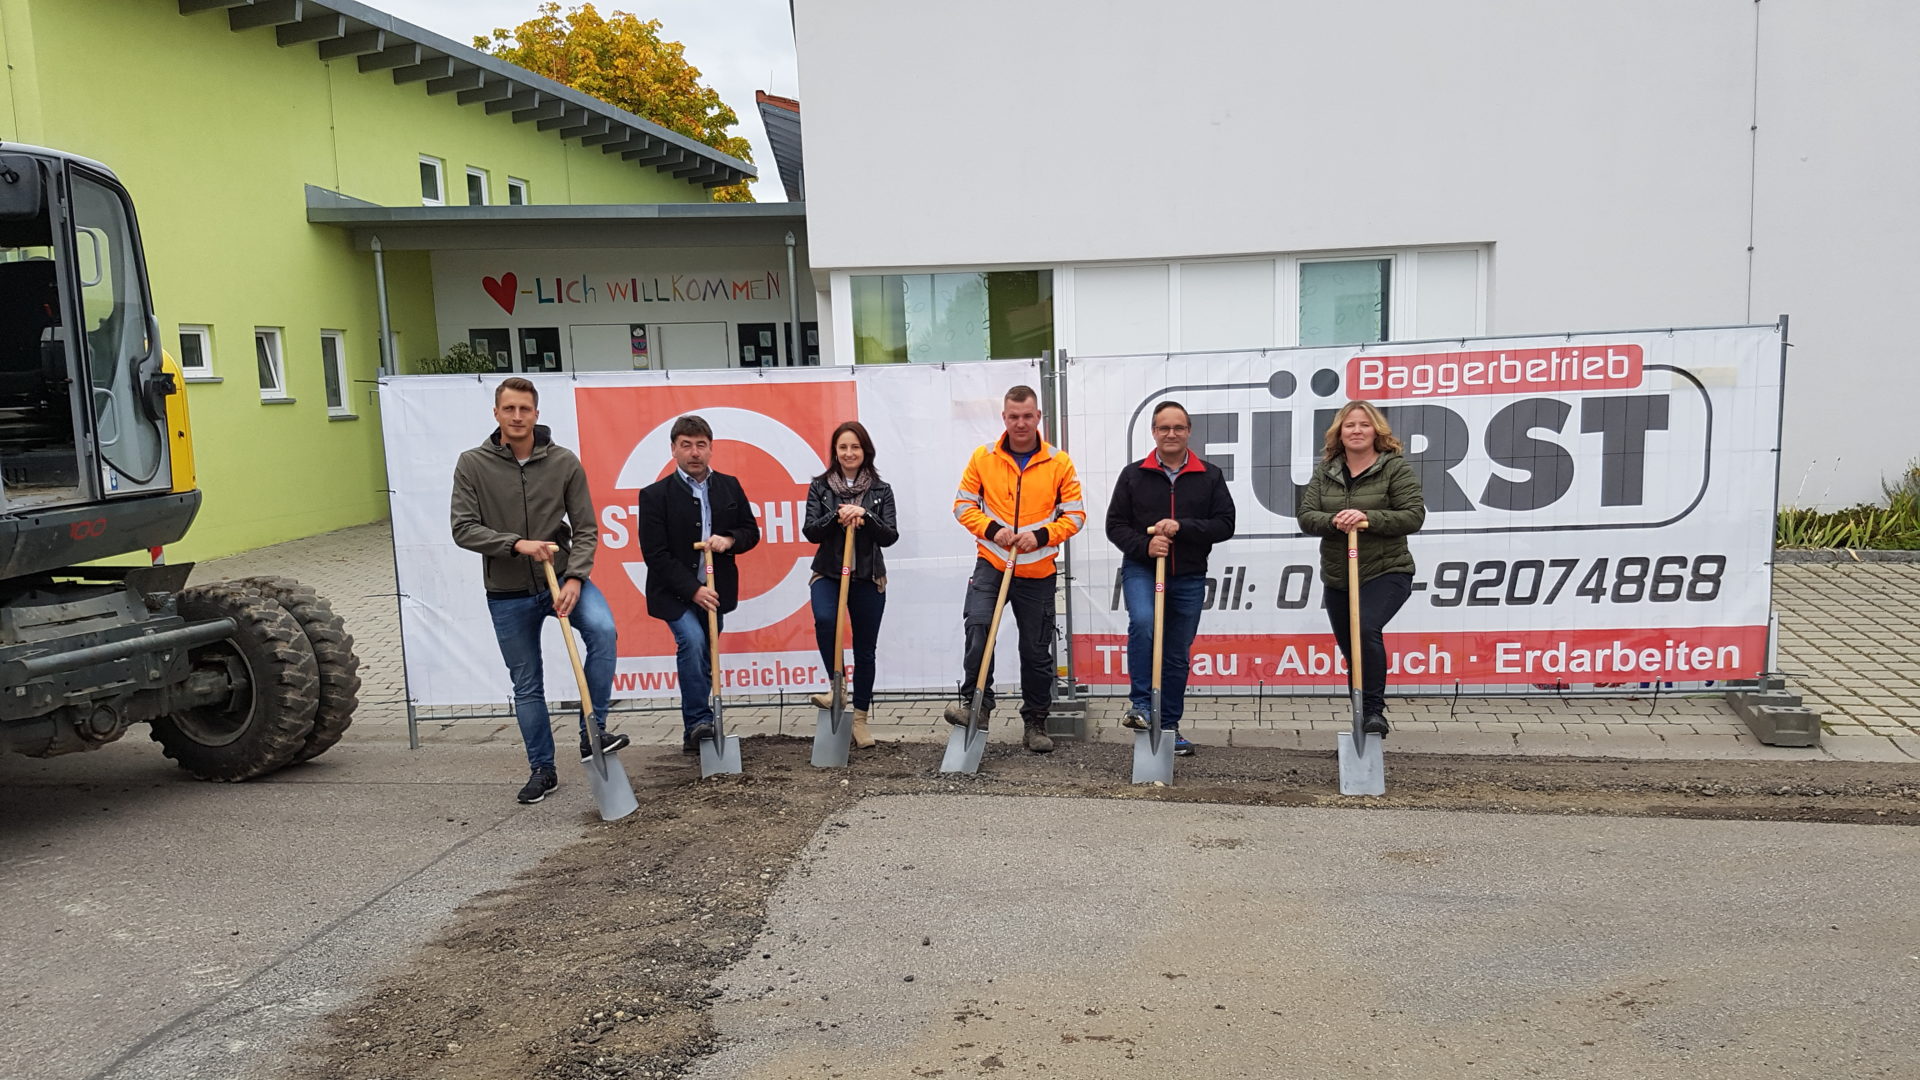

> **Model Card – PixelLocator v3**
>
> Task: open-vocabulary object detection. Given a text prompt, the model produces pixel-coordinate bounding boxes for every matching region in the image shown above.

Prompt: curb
[1775,548,1920,564]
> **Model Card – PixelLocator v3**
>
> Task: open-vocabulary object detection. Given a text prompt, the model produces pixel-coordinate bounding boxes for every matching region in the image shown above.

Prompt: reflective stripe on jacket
[951,434,1085,578]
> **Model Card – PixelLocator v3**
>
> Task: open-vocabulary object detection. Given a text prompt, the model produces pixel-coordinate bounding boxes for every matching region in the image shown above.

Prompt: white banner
[1065,326,1783,693]
[382,360,1040,706]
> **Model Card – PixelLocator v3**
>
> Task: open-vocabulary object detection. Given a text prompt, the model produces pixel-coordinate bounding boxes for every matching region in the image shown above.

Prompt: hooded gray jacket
[450,425,598,595]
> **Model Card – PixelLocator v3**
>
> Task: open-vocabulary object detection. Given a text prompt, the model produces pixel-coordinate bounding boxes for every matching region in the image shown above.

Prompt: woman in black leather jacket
[801,420,899,748]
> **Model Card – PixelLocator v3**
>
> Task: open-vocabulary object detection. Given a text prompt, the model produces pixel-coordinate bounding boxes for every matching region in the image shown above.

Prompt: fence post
[1043,349,1087,741]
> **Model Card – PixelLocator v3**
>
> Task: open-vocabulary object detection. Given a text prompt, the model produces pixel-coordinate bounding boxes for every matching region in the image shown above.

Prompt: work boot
[1119,708,1149,731]
[1363,712,1390,737]
[688,721,717,747]
[809,692,834,710]
[1023,719,1054,754]
[944,700,989,730]
[851,709,875,749]
[516,766,558,804]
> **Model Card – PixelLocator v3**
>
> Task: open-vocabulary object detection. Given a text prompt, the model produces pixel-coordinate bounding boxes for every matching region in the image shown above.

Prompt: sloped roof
[755,91,803,201]
[179,0,755,190]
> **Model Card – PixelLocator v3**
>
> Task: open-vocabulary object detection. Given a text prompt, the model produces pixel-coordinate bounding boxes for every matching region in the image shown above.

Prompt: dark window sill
[260,396,296,405]
[183,374,222,384]
[327,413,360,422]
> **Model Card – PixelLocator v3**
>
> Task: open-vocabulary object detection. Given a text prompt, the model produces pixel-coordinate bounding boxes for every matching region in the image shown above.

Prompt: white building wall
[795,0,1919,507]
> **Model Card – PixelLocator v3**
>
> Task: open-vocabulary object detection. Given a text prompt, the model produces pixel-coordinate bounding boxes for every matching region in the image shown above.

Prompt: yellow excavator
[1,143,359,779]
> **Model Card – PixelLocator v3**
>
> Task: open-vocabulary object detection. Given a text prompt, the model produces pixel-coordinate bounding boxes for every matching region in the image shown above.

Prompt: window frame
[254,327,288,402]
[177,323,216,381]
[319,329,351,417]
[506,177,529,205]
[465,167,489,207]
[419,155,446,206]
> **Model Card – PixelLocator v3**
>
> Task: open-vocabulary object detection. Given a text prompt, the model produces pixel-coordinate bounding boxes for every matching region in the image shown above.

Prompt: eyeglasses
[1153,425,1190,435]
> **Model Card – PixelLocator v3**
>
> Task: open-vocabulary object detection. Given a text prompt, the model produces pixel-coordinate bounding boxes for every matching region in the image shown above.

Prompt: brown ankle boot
[851,709,875,748]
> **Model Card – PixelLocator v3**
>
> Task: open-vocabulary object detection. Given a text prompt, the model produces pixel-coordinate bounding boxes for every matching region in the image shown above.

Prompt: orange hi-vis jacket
[952,434,1086,578]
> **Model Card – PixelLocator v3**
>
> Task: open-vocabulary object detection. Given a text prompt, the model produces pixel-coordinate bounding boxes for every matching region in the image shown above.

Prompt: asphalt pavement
[0,736,606,1080]
[690,795,1920,1079]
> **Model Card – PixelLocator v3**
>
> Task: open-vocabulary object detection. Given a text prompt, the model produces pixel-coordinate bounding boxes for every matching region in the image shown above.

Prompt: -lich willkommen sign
[382,326,1782,707]
[1066,325,1784,693]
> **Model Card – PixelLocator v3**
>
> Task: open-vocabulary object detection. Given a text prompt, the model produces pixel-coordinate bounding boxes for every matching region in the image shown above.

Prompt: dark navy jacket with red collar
[1104,450,1237,578]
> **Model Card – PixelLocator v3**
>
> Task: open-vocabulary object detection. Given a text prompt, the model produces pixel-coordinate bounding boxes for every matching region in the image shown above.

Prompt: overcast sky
[371,0,800,202]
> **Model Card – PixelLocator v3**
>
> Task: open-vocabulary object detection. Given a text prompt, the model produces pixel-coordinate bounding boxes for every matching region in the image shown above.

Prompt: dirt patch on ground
[284,737,1920,1080]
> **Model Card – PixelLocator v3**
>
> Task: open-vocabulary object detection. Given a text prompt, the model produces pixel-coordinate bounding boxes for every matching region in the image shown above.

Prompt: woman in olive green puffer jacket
[1297,400,1426,736]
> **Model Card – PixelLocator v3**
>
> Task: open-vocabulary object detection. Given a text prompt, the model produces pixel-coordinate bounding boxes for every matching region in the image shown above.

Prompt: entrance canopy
[308,188,816,371]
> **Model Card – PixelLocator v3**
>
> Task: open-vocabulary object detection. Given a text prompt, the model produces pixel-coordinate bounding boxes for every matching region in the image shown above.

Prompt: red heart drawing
[482,272,518,315]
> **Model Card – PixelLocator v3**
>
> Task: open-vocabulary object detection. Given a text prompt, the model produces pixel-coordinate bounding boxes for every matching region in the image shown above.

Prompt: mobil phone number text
[1247,554,1732,608]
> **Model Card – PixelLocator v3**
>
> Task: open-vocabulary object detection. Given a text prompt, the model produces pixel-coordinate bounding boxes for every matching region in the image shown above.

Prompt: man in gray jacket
[451,377,626,804]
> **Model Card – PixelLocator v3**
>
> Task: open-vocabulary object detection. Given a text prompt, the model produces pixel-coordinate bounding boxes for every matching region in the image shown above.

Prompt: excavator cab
[0,146,175,516]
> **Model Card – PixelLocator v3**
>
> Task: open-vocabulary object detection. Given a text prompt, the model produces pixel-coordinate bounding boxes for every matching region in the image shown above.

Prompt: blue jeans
[664,607,720,732]
[487,580,617,770]
[1121,560,1206,729]
[810,577,886,710]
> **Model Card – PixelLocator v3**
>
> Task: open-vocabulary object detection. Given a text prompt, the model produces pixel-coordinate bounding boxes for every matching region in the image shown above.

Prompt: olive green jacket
[1297,451,1426,588]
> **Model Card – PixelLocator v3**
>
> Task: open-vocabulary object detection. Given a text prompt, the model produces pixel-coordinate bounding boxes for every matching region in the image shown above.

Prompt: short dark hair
[1151,400,1189,424]
[495,377,537,406]
[1004,385,1038,406]
[816,420,880,483]
[670,414,713,443]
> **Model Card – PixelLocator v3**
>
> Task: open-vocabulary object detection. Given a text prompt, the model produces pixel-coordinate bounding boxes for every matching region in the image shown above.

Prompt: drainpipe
[785,230,803,365]
[372,235,394,375]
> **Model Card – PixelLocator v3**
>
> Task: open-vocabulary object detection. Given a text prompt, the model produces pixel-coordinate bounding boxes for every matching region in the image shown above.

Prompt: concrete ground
[0,738,611,1080]
[690,795,1920,1079]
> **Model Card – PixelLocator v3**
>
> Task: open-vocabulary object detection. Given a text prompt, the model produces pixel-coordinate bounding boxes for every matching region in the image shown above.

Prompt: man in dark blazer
[637,414,761,751]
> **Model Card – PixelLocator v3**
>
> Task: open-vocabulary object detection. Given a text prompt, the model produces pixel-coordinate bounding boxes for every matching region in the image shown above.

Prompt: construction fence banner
[1064,325,1785,694]
[381,360,1040,708]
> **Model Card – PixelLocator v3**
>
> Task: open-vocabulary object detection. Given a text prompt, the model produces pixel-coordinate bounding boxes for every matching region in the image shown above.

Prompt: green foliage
[1776,485,1920,551]
[477,3,755,202]
[413,342,496,375]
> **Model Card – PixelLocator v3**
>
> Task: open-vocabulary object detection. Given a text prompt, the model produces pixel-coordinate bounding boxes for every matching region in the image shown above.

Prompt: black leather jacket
[802,475,899,582]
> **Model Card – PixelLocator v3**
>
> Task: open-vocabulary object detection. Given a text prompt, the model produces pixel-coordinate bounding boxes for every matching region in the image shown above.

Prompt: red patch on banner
[577,380,858,658]
[1348,344,1643,399]
[1072,624,1767,687]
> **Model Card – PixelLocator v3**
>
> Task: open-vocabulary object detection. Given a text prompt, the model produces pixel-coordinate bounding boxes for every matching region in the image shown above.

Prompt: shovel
[812,524,858,768]
[940,547,1014,774]
[694,542,743,777]
[1336,525,1385,796]
[542,558,638,822]
[1131,527,1176,785]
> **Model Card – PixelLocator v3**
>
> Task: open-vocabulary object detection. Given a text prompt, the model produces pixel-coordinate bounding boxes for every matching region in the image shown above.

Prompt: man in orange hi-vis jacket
[946,384,1086,752]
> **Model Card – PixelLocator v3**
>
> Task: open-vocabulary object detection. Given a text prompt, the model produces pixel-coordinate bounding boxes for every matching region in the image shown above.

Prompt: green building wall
[1,0,710,559]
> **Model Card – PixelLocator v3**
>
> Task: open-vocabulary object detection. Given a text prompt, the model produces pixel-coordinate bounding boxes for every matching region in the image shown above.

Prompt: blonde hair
[1321,400,1404,460]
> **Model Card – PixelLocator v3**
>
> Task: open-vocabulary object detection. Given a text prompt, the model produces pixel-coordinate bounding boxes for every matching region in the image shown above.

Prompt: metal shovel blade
[583,749,640,821]
[699,733,743,777]
[939,725,986,774]
[1337,731,1385,796]
[812,706,852,768]
[1131,727,1175,785]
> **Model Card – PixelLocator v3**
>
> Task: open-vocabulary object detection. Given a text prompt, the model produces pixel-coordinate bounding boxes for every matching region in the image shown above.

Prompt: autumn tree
[478,3,755,202]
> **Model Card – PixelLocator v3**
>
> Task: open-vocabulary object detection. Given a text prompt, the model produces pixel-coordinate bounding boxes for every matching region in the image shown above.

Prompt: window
[419,156,445,206]
[469,328,514,371]
[1298,258,1390,347]
[178,324,214,379]
[851,270,1053,364]
[254,328,287,400]
[506,177,529,205]
[320,330,351,417]
[465,167,489,207]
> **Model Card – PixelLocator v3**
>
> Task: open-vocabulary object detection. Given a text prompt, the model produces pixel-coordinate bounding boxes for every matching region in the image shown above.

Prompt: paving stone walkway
[194,523,1920,764]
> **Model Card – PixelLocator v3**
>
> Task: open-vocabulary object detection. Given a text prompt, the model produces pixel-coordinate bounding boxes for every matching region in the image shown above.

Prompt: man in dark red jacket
[1104,401,1237,755]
